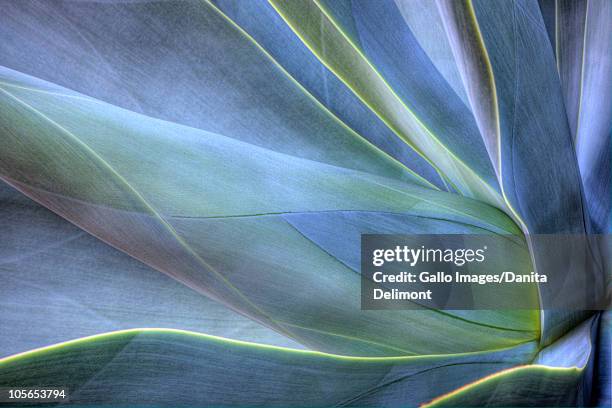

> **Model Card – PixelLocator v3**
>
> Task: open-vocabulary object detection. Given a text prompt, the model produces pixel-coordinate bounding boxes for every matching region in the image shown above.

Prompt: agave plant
[0,0,609,406]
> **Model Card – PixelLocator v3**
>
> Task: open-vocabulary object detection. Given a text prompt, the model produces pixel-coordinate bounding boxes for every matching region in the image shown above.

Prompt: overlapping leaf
[211,0,447,190]
[0,0,608,406]
[268,0,504,207]
[0,67,536,356]
[0,329,537,406]
[0,181,300,356]
[424,316,599,407]
[539,0,612,234]
[437,0,603,347]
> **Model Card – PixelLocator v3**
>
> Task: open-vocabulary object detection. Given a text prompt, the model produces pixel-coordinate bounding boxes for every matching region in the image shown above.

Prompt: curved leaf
[0,0,423,187]
[319,0,495,190]
[268,0,504,207]
[541,0,612,233]
[0,68,535,356]
[0,181,300,357]
[439,0,595,346]
[0,329,537,406]
[425,316,598,407]
[283,210,538,332]
[466,0,586,234]
[436,0,502,176]
[394,0,471,107]
[210,0,447,190]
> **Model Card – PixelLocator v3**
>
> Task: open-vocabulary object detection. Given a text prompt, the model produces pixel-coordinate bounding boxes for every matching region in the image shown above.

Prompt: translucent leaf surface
[0,0,425,187]
[425,316,599,407]
[439,0,596,346]
[0,329,537,406]
[0,181,300,357]
[0,67,536,356]
[268,0,504,207]
[210,0,447,190]
[540,0,612,233]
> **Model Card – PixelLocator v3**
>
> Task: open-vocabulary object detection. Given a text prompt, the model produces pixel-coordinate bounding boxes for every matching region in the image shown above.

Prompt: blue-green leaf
[540,0,612,233]
[0,181,300,357]
[0,329,537,406]
[0,67,534,356]
[438,0,595,346]
[425,316,599,407]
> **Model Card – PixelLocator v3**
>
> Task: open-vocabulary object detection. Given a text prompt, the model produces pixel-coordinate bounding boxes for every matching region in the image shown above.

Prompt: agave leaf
[317,0,496,186]
[210,0,447,190]
[438,0,596,346]
[0,67,536,355]
[0,329,537,406]
[438,0,585,234]
[424,316,599,407]
[0,181,300,357]
[0,1,606,405]
[539,0,612,233]
[393,0,471,107]
[534,314,597,367]
[283,211,538,331]
[425,365,585,407]
[0,0,426,188]
[436,0,502,176]
[268,0,504,207]
[548,0,591,141]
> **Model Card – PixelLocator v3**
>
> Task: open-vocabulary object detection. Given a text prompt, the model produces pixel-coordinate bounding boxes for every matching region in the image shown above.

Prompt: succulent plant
[0,0,609,406]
